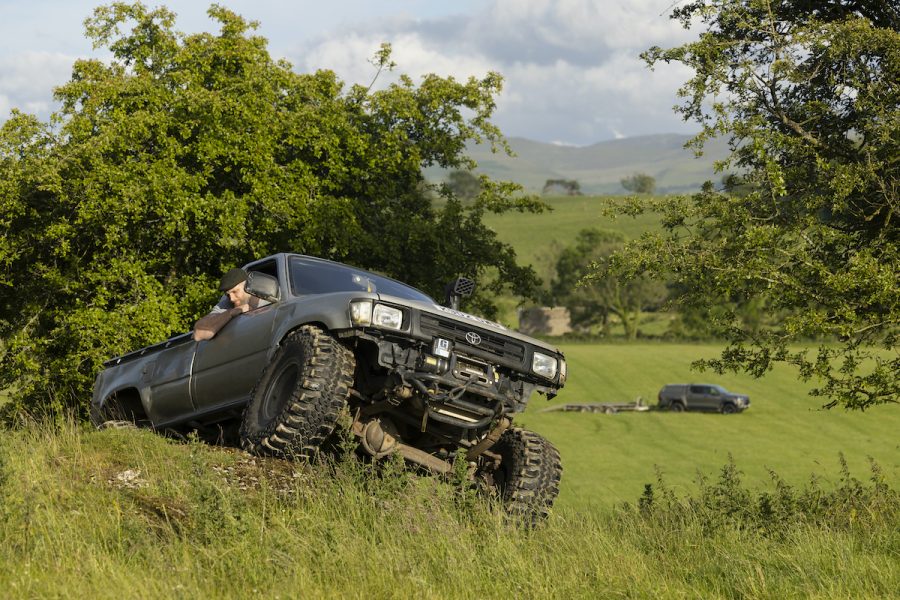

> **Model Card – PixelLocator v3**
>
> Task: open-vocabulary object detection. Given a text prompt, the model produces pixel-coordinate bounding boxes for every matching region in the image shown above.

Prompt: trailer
[539,397,649,414]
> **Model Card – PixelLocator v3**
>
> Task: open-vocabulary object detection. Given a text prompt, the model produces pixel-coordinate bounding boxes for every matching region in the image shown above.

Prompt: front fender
[269,292,373,357]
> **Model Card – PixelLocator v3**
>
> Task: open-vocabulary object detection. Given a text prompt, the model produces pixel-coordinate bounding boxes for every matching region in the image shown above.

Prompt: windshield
[288,256,434,303]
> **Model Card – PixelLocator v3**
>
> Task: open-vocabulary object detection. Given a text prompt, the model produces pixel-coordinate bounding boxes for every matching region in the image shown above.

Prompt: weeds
[629,454,899,539]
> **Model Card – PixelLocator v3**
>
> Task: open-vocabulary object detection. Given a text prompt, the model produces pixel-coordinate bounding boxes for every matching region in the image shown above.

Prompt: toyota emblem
[465,332,482,345]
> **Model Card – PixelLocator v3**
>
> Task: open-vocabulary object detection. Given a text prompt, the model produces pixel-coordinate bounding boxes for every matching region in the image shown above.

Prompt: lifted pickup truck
[657,384,750,414]
[92,254,566,521]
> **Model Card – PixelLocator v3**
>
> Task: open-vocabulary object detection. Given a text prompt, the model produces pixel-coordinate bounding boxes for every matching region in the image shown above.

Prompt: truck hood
[377,293,563,356]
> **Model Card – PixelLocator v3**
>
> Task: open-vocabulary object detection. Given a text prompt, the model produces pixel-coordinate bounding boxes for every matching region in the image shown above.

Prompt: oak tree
[605,0,899,408]
[0,3,543,415]
[553,228,666,339]
[620,173,656,195]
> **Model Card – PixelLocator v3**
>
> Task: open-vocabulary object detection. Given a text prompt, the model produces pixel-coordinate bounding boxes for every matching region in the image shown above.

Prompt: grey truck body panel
[92,253,565,429]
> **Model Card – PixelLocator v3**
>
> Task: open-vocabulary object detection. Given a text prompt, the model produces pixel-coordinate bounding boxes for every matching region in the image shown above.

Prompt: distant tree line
[544,227,765,342]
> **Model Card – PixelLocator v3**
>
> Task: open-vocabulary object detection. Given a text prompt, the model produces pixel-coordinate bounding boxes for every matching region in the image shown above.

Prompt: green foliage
[0,3,544,415]
[482,195,659,285]
[607,0,899,408]
[620,172,656,194]
[665,284,775,340]
[551,228,666,339]
[634,456,899,539]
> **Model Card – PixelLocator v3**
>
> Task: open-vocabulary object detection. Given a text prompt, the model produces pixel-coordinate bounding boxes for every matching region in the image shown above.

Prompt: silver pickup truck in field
[92,253,566,521]
[657,383,750,414]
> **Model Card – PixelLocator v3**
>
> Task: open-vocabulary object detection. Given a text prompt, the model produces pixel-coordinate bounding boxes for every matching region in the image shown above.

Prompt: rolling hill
[427,133,733,195]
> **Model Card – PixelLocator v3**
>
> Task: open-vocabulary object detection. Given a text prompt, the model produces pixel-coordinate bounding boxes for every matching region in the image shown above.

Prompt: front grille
[420,313,526,365]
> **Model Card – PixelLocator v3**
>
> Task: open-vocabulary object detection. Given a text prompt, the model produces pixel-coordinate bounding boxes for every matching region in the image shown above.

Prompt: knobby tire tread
[240,325,355,459]
[496,427,562,525]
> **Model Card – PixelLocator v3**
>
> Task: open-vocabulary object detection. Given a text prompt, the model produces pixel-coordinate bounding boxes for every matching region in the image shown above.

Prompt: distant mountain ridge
[428,133,733,195]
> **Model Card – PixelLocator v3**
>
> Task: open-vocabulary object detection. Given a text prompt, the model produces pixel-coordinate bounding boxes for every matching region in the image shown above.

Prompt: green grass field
[519,343,900,508]
[480,200,899,508]
[483,195,662,282]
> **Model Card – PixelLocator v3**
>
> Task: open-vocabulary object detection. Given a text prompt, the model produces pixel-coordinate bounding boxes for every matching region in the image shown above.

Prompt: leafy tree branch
[610,0,898,408]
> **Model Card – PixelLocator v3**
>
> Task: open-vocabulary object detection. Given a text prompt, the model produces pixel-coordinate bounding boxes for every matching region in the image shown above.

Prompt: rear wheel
[480,428,562,525]
[670,402,685,413]
[240,326,355,458]
[90,391,150,429]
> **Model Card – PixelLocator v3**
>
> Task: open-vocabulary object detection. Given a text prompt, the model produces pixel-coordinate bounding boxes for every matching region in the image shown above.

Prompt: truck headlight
[350,300,373,326]
[532,352,558,379]
[372,304,403,330]
[350,301,404,330]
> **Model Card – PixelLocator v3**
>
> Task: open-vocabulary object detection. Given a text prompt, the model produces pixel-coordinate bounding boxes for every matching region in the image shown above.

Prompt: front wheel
[480,428,562,525]
[721,402,737,415]
[240,326,355,458]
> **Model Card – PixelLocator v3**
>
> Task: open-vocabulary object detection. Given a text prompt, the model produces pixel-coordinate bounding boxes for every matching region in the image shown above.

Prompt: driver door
[190,303,277,413]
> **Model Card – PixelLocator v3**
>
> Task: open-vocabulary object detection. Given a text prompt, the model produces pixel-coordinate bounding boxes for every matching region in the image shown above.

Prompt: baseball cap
[219,267,248,291]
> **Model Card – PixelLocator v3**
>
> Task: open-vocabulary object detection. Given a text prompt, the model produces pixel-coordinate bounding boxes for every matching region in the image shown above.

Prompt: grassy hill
[479,193,665,331]
[426,133,732,195]
[0,342,896,598]
[482,194,661,284]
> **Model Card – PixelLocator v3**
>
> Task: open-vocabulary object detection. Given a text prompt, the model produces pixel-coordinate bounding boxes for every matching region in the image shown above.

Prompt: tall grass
[0,419,896,598]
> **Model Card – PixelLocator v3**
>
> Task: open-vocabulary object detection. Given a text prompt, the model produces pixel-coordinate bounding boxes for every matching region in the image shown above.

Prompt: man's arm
[193,305,248,341]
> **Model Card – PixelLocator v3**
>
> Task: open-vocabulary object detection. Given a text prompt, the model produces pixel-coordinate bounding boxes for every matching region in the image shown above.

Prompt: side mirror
[245,271,280,303]
[444,277,475,310]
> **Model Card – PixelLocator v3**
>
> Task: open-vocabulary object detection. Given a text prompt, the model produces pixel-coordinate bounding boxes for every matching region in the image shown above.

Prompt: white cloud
[0,51,76,119]
[292,0,699,144]
[471,0,694,63]
[299,31,494,86]
[390,34,495,81]
[0,0,702,144]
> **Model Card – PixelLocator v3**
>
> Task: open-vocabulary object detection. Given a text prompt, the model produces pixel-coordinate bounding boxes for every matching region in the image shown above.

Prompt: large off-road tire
[487,427,562,525]
[239,326,355,458]
[721,402,737,415]
[670,402,685,413]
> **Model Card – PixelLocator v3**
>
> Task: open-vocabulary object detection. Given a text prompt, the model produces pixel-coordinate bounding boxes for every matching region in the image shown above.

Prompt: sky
[0,0,699,146]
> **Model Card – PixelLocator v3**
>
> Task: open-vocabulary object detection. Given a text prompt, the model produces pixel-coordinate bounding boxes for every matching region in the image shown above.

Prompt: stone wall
[517,306,572,336]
